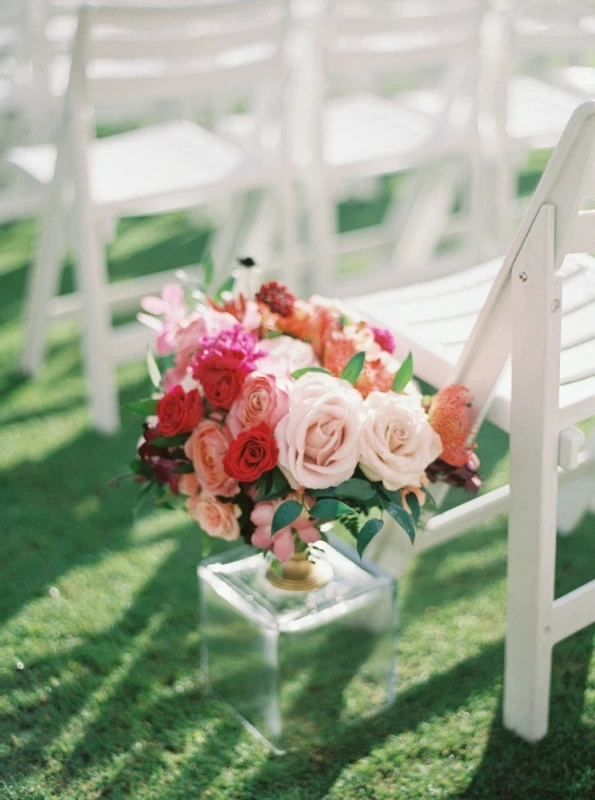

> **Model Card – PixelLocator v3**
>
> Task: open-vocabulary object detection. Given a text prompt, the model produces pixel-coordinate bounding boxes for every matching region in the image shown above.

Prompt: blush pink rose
[359,392,442,490]
[184,419,239,497]
[250,499,320,561]
[258,336,319,378]
[187,493,241,541]
[227,372,289,436]
[275,372,362,490]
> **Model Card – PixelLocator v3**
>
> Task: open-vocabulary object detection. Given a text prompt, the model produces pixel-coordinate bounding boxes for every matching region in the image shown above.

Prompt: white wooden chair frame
[353,102,595,742]
[302,0,484,295]
[12,0,296,433]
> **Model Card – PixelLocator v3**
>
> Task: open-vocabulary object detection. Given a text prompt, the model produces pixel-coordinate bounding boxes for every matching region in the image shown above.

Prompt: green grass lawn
[1,210,594,799]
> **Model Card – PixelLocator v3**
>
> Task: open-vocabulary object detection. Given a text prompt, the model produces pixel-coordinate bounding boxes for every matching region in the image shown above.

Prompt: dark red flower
[138,426,184,493]
[256,281,296,317]
[156,386,203,437]
[223,423,279,482]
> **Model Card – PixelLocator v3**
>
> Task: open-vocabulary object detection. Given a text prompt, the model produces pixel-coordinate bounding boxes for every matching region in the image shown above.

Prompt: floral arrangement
[121,263,481,563]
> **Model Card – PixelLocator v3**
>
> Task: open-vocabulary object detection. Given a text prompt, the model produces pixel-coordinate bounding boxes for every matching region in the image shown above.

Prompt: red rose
[198,369,243,410]
[156,386,203,437]
[223,423,279,482]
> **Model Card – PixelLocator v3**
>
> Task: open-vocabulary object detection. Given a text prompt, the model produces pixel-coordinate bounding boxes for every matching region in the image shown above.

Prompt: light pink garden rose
[187,493,241,541]
[184,419,239,497]
[250,499,320,561]
[226,372,289,437]
[258,336,319,378]
[359,391,442,490]
[275,372,362,489]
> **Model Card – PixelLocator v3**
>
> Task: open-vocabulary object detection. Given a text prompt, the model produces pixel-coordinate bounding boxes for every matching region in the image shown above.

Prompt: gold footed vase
[265,547,332,591]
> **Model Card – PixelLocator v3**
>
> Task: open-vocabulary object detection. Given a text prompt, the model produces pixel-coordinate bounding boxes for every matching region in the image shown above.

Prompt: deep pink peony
[191,324,264,409]
[370,325,396,355]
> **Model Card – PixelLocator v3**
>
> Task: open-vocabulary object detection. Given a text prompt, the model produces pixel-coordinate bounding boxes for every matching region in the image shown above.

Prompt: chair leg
[503,205,561,742]
[71,213,120,434]
[275,170,299,290]
[211,189,262,284]
[21,186,67,376]
[305,168,336,295]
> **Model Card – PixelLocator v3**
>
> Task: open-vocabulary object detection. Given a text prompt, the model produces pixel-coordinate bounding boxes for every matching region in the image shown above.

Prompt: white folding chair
[485,0,593,248]
[0,0,44,222]
[347,101,595,742]
[9,0,297,434]
[299,0,484,295]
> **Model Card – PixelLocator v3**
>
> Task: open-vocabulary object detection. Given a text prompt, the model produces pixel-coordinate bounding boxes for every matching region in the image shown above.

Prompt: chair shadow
[460,627,595,800]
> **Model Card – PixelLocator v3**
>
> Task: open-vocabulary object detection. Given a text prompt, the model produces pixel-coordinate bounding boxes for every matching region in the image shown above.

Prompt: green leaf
[263,329,284,339]
[291,366,332,380]
[405,492,421,525]
[271,499,303,534]
[202,254,214,288]
[422,486,437,511]
[309,499,356,519]
[129,459,153,478]
[357,517,384,558]
[340,351,366,384]
[377,484,402,505]
[170,463,195,474]
[392,351,414,393]
[332,478,376,501]
[147,348,162,389]
[386,503,416,544]
[123,398,159,416]
[151,434,188,448]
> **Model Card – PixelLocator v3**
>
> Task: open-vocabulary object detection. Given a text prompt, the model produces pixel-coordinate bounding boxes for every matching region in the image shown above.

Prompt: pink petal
[251,526,272,549]
[162,283,184,310]
[140,296,167,315]
[296,523,321,544]
[271,528,295,562]
[250,502,275,528]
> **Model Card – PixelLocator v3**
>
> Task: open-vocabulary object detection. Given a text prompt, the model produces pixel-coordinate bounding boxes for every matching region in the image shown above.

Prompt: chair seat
[218,93,459,178]
[348,252,595,431]
[507,76,582,149]
[8,120,268,215]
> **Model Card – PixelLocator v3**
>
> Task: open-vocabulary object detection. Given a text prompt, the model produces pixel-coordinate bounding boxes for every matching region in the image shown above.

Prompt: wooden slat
[568,209,595,254]
[110,321,154,364]
[551,578,595,644]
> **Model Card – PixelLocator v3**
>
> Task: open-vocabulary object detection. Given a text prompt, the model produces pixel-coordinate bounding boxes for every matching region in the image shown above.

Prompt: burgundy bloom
[425,453,482,495]
[371,325,396,355]
[138,424,185,494]
[191,324,264,409]
[256,281,296,317]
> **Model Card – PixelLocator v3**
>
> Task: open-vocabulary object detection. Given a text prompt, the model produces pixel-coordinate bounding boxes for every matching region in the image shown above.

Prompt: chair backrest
[321,0,482,123]
[70,1,290,109]
[449,101,595,425]
[513,1,595,55]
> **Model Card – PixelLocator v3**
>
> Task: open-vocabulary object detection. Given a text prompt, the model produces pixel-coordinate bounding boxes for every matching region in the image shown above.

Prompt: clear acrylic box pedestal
[198,535,397,753]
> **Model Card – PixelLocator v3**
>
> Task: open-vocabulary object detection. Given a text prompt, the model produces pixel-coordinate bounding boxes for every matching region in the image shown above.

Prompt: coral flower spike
[429,385,477,467]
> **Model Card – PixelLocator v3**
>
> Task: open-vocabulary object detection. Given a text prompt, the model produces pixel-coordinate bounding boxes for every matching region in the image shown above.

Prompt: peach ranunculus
[258,336,319,379]
[359,391,442,490]
[250,499,320,561]
[187,493,241,541]
[226,372,289,437]
[178,472,200,496]
[275,372,362,489]
[184,419,239,497]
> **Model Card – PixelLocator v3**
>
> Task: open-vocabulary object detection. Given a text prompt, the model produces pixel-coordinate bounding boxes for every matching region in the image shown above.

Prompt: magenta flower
[371,325,396,355]
[191,324,264,409]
